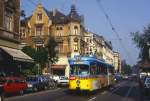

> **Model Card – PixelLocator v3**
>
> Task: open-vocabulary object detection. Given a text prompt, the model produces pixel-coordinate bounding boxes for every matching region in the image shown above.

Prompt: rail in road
[5,80,148,101]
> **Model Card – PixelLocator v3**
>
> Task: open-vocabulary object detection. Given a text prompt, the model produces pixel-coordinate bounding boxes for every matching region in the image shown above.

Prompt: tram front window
[70,65,89,76]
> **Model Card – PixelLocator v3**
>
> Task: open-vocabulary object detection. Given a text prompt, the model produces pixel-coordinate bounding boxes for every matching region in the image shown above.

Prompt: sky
[21,0,150,65]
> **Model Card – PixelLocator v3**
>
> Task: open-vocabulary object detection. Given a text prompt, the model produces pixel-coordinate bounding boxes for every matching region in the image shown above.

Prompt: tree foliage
[22,46,48,75]
[131,24,150,62]
[22,46,36,58]
[47,36,58,64]
[34,47,48,68]
[121,60,132,74]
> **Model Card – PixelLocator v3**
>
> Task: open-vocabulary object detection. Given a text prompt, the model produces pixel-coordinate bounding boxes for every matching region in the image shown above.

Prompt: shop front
[0,46,34,76]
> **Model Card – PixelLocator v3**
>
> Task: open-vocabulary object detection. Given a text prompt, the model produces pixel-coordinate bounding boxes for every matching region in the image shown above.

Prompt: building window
[56,26,64,36]
[4,12,14,31]
[86,38,89,42]
[74,26,78,35]
[74,42,78,52]
[37,12,42,21]
[36,26,43,36]
[56,44,63,53]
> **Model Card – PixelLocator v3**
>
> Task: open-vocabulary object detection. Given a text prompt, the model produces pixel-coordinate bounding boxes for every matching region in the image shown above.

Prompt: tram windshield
[70,65,89,76]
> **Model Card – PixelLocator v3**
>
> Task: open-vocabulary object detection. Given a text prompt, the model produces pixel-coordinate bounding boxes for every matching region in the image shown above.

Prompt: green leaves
[131,24,150,62]
[47,36,58,64]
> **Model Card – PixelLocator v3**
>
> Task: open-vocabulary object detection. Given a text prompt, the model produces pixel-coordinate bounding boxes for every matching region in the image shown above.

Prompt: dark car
[26,75,50,92]
[115,74,123,82]
[0,77,27,96]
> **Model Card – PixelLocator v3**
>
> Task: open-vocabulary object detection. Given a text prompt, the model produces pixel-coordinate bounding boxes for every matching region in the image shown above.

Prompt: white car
[52,75,60,82]
[57,76,69,86]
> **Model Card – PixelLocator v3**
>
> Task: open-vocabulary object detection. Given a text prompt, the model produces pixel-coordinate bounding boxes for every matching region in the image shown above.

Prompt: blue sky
[21,0,150,65]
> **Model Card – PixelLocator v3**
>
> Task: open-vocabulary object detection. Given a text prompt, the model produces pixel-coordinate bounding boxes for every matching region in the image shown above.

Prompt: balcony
[36,20,44,24]
[0,27,20,43]
[55,36,64,43]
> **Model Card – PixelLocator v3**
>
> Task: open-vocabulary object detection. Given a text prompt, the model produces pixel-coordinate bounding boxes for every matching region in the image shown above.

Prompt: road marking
[125,87,133,97]
[123,86,133,101]
[88,96,96,101]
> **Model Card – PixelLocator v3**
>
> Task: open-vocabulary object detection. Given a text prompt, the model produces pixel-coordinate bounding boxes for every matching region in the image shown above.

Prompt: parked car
[26,75,50,92]
[52,75,60,82]
[57,76,69,86]
[0,77,27,96]
[115,74,123,82]
[43,75,57,88]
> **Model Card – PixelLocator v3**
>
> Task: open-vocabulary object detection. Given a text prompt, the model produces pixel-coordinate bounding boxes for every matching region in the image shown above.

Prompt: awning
[0,46,34,63]
[51,65,66,69]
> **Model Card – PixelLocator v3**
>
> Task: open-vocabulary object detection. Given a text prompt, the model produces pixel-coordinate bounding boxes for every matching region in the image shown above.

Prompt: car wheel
[44,86,48,90]
[0,94,4,101]
[20,90,24,96]
[33,87,38,92]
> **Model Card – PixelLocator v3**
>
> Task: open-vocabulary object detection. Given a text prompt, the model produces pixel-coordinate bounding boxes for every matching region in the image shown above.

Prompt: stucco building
[20,4,84,77]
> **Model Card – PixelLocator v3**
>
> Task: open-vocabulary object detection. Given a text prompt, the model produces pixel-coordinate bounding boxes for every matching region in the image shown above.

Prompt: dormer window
[37,12,42,21]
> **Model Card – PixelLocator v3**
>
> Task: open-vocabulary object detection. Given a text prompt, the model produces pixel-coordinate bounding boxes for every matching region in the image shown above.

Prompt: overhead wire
[96,0,134,64]
[27,0,38,7]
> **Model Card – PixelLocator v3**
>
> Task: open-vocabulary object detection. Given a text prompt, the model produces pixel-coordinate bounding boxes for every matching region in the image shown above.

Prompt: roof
[68,4,81,22]
[21,4,82,25]
[20,16,32,26]
[50,9,68,24]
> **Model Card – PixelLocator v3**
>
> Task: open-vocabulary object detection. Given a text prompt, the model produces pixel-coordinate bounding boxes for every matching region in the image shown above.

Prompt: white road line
[88,96,96,101]
[123,86,133,101]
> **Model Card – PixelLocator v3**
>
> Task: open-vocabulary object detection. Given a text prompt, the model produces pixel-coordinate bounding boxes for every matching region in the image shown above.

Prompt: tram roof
[69,56,114,68]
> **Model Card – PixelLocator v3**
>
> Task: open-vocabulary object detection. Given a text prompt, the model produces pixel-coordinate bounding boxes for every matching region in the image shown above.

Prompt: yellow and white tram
[69,56,115,91]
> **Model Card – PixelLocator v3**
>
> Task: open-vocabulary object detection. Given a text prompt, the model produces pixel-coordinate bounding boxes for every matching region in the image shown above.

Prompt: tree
[121,60,132,74]
[34,47,48,69]
[47,36,58,64]
[46,36,58,73]
[131,24,150,62]
[22,46,48,75]
[22,46,36,58]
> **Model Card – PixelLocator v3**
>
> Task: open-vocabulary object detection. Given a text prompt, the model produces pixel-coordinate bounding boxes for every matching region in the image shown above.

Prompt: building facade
[20,4,84,77]
[114,51,121,73]
[0,0,33,75]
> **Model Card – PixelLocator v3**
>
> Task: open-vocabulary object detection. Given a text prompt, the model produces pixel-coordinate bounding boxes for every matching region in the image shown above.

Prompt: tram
[69,55,115,91]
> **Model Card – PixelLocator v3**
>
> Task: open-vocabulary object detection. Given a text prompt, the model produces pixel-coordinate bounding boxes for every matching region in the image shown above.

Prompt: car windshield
[60,76,68,80]
[70,64,89,76]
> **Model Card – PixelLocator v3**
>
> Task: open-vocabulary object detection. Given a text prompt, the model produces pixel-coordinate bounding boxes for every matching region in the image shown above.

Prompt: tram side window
[90,64,97,75]
[97,64,100,75]
[109,68,114,75]
[99,65,107,75]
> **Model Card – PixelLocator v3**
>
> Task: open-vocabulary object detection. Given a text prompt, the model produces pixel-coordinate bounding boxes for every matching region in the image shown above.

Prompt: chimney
[53,9,57,16]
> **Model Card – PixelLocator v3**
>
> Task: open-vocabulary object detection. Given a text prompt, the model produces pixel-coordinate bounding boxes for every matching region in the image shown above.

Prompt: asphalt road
[4,80,149,101]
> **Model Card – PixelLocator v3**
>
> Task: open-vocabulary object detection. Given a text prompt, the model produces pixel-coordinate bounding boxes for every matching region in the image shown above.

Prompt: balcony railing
[55,36,64,43]
[0,27,20,43]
